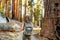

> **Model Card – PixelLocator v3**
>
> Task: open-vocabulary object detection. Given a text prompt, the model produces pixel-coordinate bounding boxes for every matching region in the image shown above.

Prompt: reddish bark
[41,0,60,39]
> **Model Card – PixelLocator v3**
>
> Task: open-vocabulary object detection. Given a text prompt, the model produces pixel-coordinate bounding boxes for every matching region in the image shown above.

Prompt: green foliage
[0,3,1,9]
[0,4,4,14]
[28,0,33,6]
[34,5,40,21]
[0,9,4,14]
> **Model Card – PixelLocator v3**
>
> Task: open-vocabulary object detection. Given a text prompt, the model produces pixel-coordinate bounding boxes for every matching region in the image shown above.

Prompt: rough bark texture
[41,0,60,39]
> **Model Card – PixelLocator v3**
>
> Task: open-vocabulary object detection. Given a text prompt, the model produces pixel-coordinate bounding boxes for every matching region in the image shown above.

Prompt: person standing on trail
[22,15,33,40]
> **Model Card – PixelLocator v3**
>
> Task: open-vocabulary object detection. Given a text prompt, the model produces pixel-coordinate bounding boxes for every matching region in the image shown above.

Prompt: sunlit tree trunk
[12,0,18,19]
[25,0,28,15]
[37,0,40,26]
[22,0,28,22]
[5,0,10,17]
[28,0,33,22]
[0,0,1,9]
[19,0,22,22]
[0,0,3,10]
[0,0,5,12]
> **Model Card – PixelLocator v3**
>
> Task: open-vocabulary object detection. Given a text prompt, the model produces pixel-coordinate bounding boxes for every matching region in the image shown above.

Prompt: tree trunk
[12,0,19,19]
[41,0,60,39]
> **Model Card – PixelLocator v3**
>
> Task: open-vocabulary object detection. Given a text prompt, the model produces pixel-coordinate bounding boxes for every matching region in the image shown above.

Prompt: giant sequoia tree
[41,0,60,40]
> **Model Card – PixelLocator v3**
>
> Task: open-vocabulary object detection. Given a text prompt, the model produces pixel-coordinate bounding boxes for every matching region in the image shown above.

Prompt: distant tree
[34,5,40,20]
[28,0,33,22]
[34,0,40,26]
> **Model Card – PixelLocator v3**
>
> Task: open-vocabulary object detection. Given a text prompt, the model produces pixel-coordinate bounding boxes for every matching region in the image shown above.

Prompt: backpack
[23,22,33,35]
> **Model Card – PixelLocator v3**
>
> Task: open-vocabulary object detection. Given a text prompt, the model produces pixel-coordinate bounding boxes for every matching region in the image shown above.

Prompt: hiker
[22,15,33,40]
